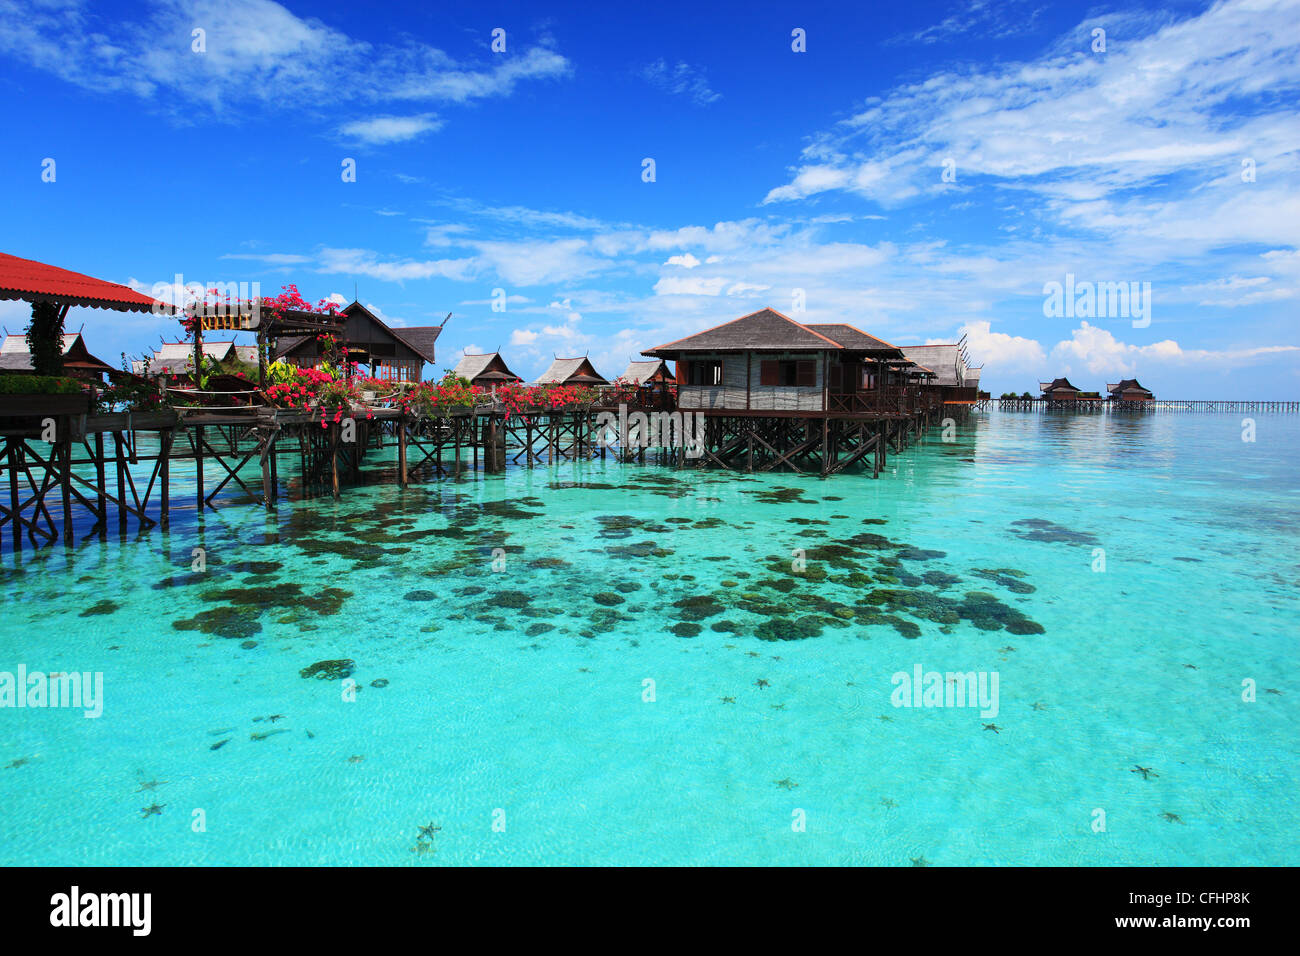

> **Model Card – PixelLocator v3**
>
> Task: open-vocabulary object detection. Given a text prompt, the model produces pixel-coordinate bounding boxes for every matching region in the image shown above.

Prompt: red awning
[0,252,169,313]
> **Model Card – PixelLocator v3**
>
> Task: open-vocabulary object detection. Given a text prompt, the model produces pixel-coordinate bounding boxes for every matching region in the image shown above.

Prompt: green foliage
[26,301,65,376]
[0,374,81,395]
[266,360,297,385]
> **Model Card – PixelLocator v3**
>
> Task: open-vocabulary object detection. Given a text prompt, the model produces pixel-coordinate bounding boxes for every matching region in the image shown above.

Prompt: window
[760,359,816,387]
[861,368,877,390]
[375,362,415,382]
[682,359,723,386]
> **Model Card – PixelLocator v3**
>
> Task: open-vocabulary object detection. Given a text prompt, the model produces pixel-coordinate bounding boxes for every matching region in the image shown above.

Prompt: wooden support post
[7,439,21,551]
[60,422,73,545]
[94,430,107,530]
[160,429,172,529]
[398,417,408,486]
[331,424,340,499]
[195,424,205,509]
[114,432,128,532]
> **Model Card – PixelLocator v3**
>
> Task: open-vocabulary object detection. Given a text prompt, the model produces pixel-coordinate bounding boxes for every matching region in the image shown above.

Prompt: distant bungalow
[1,332,116,381]
[643,308,911,413]
[533,356,608,386]
[452,352,522,390]
[274,301,442,382]
[620,358,673,384]
[1040,376,1082,400]
[136,340,258,376]
[1107,378,1154,402]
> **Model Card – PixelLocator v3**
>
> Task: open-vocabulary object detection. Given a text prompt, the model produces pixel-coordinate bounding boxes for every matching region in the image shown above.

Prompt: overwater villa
[1040,376,1082,401]
[451,351,522,390]
[643,308,917,414]
[533,356,609,386]
[274,301,444,382]
[1107,378,1154,402]
[1,331,116,382]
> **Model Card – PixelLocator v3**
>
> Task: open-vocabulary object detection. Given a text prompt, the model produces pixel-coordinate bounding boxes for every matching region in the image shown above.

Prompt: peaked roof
[622,359,672,383]
[396,326,443,363]
[645,308,844,355]
[2,332,81,354]
[804,324,905,357]
[452,352,520,382]
[0,331,115,372]
[1040,377,1080,392]
[534,356,608,385]
[342,302,438,364]
[0,252,169,313]
[1107,378,1152,394]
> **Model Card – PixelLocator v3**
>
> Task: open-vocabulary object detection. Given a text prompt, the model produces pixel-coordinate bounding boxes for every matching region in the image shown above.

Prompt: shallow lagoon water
[2,410,1297,865]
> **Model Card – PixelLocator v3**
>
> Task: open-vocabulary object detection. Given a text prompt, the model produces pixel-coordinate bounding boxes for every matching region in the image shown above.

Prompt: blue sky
[1,0,1297,396]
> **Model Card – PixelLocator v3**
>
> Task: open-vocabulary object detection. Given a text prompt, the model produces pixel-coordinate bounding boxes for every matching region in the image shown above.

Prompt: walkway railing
[996,398,1299,412]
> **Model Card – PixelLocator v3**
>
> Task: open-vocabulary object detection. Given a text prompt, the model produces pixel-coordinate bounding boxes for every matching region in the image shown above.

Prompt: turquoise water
[2,410,1297,865]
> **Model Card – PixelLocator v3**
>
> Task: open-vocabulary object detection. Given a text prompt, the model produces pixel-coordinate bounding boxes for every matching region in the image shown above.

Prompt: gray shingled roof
[394,325,442,364]
[621,359,671,383]
[900,345,964,386]
[452,352,520,382]
[533,356,608,385]
[645,308,843,355]
[805,324,905,357]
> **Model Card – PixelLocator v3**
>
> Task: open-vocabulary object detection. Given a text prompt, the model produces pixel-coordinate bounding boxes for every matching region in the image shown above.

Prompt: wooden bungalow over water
[1040,377,1082,401]
[534,356,608,386]
[273,302,441,382]
[452,352,522,389]
[1,332,116,381]
[1107,378,1154,402]
[643,308,913,414]
[640,307,940,475]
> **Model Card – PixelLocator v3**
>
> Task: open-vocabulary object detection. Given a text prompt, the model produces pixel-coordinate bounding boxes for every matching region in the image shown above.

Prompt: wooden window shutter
[760,360,778,386]
[797,360,816,387]
[676,360,689,384]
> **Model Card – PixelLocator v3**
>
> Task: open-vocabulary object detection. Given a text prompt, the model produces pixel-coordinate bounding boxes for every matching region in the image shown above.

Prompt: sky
[1,0,1297,396]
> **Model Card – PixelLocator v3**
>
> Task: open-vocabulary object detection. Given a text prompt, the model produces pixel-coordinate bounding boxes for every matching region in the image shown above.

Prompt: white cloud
[665,253,701,268]
[1048,321,1300,376]
[640,59,721,105]
[0,0,572,115]
[946,320,1046,369]
[653,276,730,296]
[317,248,475,282]
[341,114,442,144]
[220,252,312,265]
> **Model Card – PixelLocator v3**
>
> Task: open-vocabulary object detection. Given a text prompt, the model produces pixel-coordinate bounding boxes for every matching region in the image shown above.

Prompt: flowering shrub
[490,382,601,420]
[262,365,371,426]
[400,373,480,418]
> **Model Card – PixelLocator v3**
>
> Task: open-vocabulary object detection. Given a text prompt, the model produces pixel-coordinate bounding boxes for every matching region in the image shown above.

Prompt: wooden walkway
[2,395,947,552]
[997,398,1299,413]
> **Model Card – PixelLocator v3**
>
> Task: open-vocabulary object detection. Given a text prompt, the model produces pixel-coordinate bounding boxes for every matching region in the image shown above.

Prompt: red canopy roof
[0,252,168,313]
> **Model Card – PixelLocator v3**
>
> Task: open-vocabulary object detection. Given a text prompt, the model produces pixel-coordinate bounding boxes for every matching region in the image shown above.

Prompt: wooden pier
[997,398,1299,413]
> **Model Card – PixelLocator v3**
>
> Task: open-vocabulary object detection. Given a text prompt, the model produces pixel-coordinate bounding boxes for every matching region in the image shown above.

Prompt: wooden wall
[677,352,825,411]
